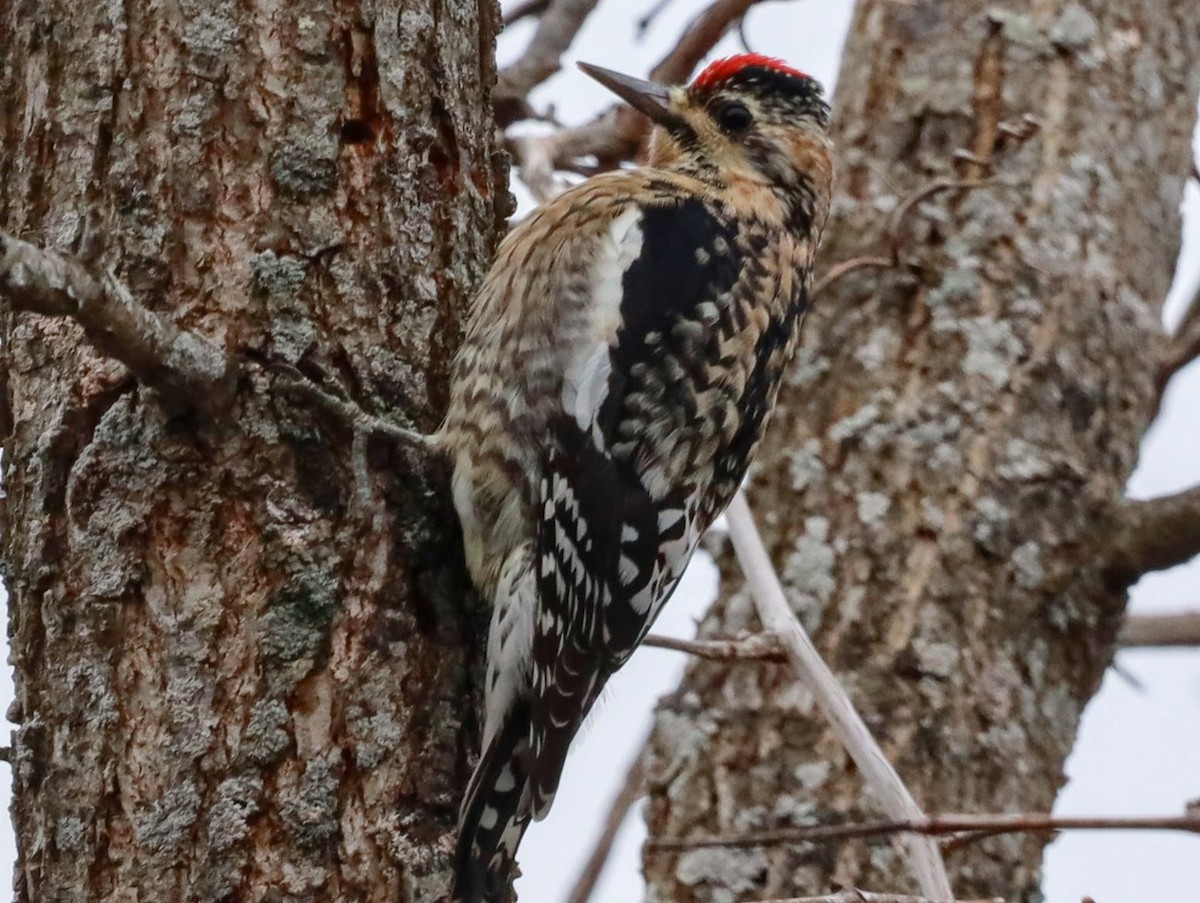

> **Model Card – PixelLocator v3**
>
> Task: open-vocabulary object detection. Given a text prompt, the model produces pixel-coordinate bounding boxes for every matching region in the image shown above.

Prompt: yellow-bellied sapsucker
[441,54,834,901]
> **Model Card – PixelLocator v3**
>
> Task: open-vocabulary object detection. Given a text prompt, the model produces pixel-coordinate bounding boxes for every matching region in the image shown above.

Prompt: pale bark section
[643,2,1200,901]
[0,1,506,900]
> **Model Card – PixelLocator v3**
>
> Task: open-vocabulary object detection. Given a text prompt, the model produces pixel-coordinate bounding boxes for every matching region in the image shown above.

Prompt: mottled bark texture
[0,1,508,900]
[644,3,1200,901]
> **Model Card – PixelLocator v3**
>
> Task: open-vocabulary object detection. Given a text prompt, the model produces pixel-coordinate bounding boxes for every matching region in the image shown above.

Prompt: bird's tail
[454,705,533,903]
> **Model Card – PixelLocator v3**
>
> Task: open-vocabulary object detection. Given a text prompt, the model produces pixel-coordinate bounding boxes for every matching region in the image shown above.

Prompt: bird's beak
[577,62,675,126]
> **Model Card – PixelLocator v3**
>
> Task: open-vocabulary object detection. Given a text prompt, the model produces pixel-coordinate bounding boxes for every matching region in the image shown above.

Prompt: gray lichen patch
[675,847,768,901]
[960,317,1023,387]
[786,439,825,492]
[1011,541,1044,589]
[782,517,837,611]
[134,781,202,856]
[280,756,341,851]
[206,775,263,852]
[856,492,891,527]
[243,697,292,766]
[271,130,339,200]
[260,570,339,664]
[252,251,314,363]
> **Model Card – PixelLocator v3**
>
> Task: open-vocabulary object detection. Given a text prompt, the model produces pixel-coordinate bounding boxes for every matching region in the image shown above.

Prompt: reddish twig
[495,0,602,127]
[646,812,1200,852]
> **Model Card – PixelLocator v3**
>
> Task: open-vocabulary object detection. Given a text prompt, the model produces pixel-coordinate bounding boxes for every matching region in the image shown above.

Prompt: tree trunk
[0,1,507,900]
[643,2,1200,901]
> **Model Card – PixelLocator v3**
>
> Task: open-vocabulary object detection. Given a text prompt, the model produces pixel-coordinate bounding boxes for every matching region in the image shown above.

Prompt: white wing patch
[561,207,644,438]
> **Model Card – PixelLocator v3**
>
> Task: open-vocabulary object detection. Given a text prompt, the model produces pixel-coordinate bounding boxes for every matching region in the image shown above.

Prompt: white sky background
[496,2,1200,901]
[0,2,1195,901]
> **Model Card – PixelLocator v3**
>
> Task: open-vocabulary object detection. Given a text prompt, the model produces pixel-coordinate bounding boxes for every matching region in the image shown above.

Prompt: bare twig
[496,0,602,126]
[809,179,1001,302]
[810,256,895,301]
[649,0,759,85]
[884,178,994,258]
[647,811,1200,852]
[0,231,232,410]
[1119,611,1200,648]
[766,897,993,903]
[1103,483,1200,583]
[266,360,435,453]
[565,748,648,903]
[642,631,787,662]
[724,493,953,900]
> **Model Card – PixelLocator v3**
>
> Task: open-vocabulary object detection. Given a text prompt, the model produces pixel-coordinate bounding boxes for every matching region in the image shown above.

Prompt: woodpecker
[441,54,833,901]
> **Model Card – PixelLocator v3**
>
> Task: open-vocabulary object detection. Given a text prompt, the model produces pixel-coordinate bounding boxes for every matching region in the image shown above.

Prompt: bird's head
[579,54,832,209]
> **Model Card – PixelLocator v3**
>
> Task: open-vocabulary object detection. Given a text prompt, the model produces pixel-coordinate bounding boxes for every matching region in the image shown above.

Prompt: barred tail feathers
[454,705,533,903]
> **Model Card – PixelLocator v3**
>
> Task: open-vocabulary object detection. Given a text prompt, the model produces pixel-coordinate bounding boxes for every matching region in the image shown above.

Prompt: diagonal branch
[565,745,648,903]
[725,493,954,901]
[1102,483,1200,583]
[495,0,602,126]
[503,0,552,26]
[0,232,233,411]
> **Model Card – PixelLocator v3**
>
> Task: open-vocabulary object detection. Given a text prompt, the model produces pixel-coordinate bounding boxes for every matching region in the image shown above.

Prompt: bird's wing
[529,191,747,817]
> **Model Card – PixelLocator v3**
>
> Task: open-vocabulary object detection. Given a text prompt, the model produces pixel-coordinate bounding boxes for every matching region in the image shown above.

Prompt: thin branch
[810,256,895,301]
[884,178,995,258]
[0,231,232,411]
[496,0,602,126]
[762,894,1005,903]
[266,360,436,453]
[1103,483,1200,583]
[503,0,552,26]
[565,747,647,903]
[642,631,787,662]
[1119,611,1200,648]
[648,0,758,86]
[809,179,1001,302]
[647,811,1200,852]
[724,493,953,901]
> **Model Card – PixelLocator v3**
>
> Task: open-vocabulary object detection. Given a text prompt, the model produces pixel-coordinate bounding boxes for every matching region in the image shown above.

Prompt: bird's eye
[716,102,753,134]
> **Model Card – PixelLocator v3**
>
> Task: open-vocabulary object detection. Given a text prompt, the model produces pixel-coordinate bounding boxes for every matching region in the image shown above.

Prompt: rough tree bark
[643,3,1200,901]
[0,1,507,900]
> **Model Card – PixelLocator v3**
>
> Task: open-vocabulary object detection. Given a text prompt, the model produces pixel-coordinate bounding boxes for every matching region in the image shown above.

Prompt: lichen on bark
[643,3,1200,900]
[0,1,508,900]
